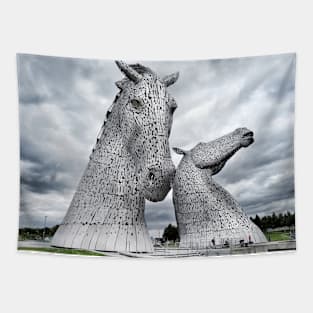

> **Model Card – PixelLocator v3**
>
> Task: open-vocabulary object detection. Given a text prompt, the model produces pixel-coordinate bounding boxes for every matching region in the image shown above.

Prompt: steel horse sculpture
[173,128,267,249]
[52,61,179,252]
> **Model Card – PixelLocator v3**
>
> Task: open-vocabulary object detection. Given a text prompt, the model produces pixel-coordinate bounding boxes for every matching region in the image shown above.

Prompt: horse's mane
[107,63,154,116]
[95,64,154,143]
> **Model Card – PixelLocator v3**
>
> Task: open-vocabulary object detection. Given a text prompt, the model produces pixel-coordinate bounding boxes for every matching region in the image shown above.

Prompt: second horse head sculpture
[173,128,267,248]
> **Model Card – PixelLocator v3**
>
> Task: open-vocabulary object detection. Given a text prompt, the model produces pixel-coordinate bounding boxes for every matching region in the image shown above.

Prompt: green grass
[18,246,105,256]
[265,231,291,241]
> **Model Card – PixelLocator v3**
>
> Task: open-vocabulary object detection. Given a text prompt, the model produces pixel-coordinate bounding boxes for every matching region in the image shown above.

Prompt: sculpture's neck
[182,154,213,177]
[91,106,131,160]
[89,114,140,196]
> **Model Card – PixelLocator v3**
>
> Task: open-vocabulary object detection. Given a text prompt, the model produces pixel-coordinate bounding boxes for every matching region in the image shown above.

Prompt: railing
[153,239,296,257]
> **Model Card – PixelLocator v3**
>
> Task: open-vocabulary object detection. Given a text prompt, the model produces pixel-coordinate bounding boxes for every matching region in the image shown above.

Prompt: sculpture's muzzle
[143,159,176,202]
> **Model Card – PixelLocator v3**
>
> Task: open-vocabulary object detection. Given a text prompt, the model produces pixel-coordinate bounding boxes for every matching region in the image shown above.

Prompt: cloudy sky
[17,53,295,235]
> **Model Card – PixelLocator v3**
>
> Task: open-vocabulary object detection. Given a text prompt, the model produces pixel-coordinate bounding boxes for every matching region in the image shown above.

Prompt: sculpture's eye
[131,99,143,111]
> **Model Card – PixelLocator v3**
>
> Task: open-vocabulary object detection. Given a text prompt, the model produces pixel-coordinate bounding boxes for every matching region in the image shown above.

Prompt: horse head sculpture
[173,128,267,248]
[52,61,179,252]
[114,61,178,201]
[174,127,254,175]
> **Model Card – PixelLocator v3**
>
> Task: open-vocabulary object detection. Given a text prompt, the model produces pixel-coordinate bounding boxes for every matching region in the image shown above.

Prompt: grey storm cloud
[17,53,295,236]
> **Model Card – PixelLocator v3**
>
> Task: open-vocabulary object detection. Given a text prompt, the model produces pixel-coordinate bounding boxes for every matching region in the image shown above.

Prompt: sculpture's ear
[115,78,128,90]
[163,72,179,87]
[115,60,142,83]
[173,147,186,155]
[115,80,123,90]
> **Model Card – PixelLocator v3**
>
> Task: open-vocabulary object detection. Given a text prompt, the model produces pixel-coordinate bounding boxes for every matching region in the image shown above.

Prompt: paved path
[17,240,296,258]
[18,240,52,248]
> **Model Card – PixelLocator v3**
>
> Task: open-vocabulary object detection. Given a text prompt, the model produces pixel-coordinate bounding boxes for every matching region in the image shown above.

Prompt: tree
[18,225,60,240]
[250,211,295,231]
[278,213,284,227]
[162,224,179,242]
[251,214,262,229]
[271,213,278,228]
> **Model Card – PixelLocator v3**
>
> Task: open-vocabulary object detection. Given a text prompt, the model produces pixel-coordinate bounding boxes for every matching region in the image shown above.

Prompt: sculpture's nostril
[243,131,254,137]
[148,171,155,181]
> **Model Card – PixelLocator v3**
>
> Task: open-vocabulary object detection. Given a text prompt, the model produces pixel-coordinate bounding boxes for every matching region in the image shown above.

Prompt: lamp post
[42,216,47,241]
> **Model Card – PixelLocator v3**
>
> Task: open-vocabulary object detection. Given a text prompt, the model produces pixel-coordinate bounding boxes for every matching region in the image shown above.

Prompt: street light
[42,216,47,240]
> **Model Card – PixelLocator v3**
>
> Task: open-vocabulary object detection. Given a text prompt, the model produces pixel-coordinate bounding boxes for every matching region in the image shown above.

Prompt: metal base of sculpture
[52,61,178,252]
[173,128,267,249]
